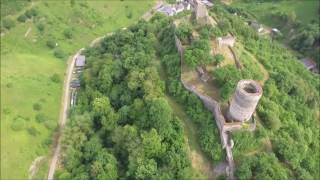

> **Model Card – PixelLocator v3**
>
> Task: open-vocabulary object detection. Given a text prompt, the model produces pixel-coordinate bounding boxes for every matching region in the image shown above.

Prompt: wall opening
[243,83,258,94]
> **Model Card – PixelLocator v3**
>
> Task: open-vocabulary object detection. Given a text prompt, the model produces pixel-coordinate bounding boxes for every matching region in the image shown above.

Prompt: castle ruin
[228,80,262,122]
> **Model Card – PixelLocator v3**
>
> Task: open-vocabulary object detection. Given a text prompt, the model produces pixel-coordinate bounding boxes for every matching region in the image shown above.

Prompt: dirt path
[47,35,106,180]
[141,0,164,21]
[25,27,32,37]
[28,156,45,180]
[47,47,84,180]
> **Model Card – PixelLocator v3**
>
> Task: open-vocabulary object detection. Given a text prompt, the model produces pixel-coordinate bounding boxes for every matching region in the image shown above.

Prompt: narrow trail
[141,0,164,21]
[24,27,32,37]
[47,48,84,180]
[28,156,45,180]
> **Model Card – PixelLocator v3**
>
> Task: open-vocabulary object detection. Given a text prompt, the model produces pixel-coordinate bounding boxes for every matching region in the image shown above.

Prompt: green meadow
[1,1,154,179]
[232,0,319,26]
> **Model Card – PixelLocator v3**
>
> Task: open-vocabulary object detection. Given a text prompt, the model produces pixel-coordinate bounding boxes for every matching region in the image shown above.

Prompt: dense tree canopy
[59,17,208,179]
[184,38,213,68]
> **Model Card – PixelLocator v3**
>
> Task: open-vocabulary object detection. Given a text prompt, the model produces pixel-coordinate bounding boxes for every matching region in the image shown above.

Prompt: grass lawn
[232,0,319,26]
[1,1,154,179]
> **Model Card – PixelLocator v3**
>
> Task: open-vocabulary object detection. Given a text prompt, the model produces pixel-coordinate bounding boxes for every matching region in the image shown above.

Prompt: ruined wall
[228,80,262,122]
[175,35,184,57]
[176,33,235,179]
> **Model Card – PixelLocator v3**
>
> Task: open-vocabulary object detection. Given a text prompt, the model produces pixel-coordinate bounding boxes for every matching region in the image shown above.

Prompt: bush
[11,117,26,131]
[33,103,42,111]
[50,73,61,83]
[126,11,133,19]
[54,48,65,59]
[213,54,224,66]
[70,0,75,7]
[2,18,15,30]
[35,113,47,123]
[44,120,56,130]
[46,39,56,49]
[42,137,53,147]
[6,83,13,88]
[27,126,39,136]
[17,14,28,22]
[63,29,73,39]
[3,108,11,114]
[36,23,45,32]
[25,8,38,18]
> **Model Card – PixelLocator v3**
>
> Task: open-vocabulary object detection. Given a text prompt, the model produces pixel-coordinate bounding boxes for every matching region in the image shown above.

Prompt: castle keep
[228,80,262,122]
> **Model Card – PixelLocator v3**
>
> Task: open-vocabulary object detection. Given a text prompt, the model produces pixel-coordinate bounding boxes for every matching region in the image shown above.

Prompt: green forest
[57,3,319,180]
[56,14,223,179]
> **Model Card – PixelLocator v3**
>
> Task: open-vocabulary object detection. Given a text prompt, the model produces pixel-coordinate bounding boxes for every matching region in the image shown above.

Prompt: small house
[201,0,213,7]
[175,3,185,13]
[184,2,191,10]
[75,55,86,68]
[250,21,263,33]
[194,0,210,25]
[157,5,176,16]
[271,28,282,36]
[301,58,318,73]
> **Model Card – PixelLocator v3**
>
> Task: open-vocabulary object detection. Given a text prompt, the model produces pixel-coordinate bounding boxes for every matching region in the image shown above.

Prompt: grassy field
[231,0,319,26]
[1,1,154,179]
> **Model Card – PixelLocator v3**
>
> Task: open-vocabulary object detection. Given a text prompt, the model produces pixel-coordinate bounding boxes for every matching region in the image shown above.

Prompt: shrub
[70,0,75,7]
[54,48,65,59]
[126,11,133,19]
[6,83,13,88]
[3,108,11,114]
[35,113,46,123]
[25,8,38,18]
[11,117,26,131]
[46,39,56,49]
[214,54,224,66]
[17,14,28,22]
[63,29,73,39]
[44,120,56,130]
[42,137,53,147]
[36,23,45,32]
[50,73,61,83]
[27,126,39,136]
[2,18,15,29]
[33,103,42,111]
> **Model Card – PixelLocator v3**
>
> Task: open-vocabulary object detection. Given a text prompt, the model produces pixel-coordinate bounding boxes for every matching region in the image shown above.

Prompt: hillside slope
[1,1,154,179]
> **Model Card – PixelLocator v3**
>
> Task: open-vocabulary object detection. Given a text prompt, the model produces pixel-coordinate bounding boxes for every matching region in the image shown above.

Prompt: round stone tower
[228,80,262,122]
